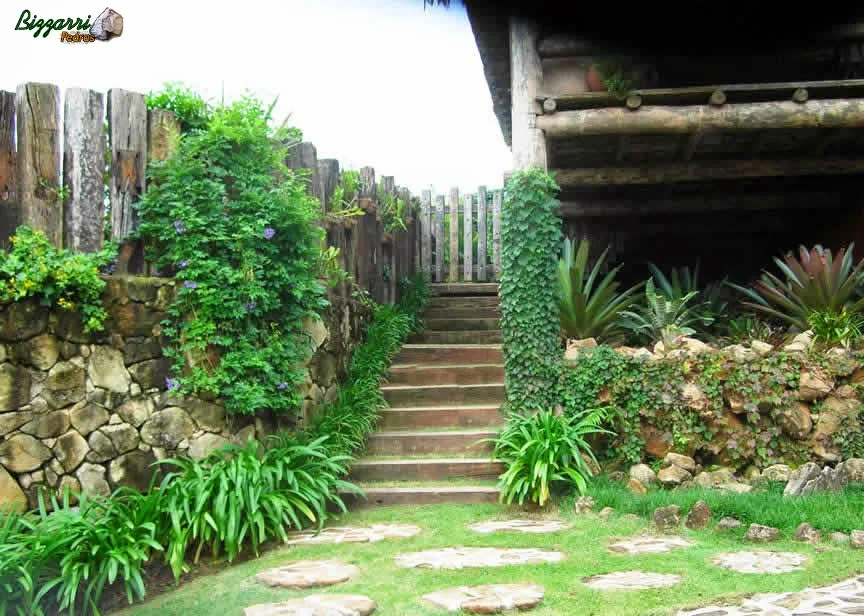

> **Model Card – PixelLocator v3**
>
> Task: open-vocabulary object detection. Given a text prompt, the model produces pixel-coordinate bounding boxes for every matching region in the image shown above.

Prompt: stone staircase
[343,283,506,507]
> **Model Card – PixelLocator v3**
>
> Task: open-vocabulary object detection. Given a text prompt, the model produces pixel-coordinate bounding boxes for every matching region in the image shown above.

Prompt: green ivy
[136,95,326,416]
[145,82,214,134]
[0,226,117,332]
[499,169,563,410]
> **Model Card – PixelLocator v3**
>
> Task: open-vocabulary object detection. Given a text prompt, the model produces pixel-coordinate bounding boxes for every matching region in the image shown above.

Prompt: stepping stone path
[711,551,808,574]
[678,575,864,615]
[583,571,682,591]
[422,583,545,613]
[467,519,570,534]
[608,536,695,554]
[395,547,565,569]
[255,560,359,589]
[244,594,377,616]
[283,524,421,545]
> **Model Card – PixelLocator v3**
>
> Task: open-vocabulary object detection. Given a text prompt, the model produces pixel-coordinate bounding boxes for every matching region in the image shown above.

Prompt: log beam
[536,98,864,137]
[510,18,547,169]
[552,157,864,186]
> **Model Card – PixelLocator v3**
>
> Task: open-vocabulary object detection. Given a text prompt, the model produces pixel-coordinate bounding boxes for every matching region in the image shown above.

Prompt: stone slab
[254,560,359,589]
[244,594,377,616]
[422,583,544,613]
[395,547,565,569]
[608,536,695,554]
[710,551,808,574]
[583,571,683,590]
[284,524,421,545]
[466,519,570,534]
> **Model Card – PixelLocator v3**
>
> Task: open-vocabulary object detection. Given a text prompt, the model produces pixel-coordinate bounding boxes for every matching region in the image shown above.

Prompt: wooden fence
[0,82,505,302]
[419,187,504,283]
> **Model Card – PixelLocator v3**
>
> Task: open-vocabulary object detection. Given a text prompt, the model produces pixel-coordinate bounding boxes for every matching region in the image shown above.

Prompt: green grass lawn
[115,491,864,616]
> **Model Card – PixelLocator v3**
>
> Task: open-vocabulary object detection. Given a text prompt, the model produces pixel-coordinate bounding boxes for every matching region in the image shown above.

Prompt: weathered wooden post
[448,187,459,282]
[0,91,16,249]
[492,189,503,279]
[509,19,546,170]
[463,191,473,281]
[477,185,488,281]
[421,190,432,280]
[434,194,445,282]
[285,141,324,209]
[17,83,62,246]
[380,175,396,304]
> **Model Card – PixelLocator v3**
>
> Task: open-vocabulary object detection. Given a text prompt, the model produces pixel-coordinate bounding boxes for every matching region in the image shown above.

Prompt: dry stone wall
[0,275,372,512]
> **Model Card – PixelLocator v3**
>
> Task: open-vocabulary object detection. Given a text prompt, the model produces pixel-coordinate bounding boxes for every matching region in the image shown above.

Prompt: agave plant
[558,238,642,342]
[728,244,864,331]
[647,262,728,331]
[619,278,701,344]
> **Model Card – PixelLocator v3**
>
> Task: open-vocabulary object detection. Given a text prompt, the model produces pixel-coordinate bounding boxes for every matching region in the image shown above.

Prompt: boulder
[20,410,70,438]
[762,464,792,483]
[716,482,753,494]
[53,430,88,472]
[778,402,812,440]
[573,496,595,515]
[88,346,131,393]
[69,403,109,435]
[123,337,164,366]
[87,430,118,462]
[0,434,51,472]
[851,530,864,549]
[745,523,781,543]
[76,462,110,497]
[793,523,821,543]
[838,458,864,482]
[799,369,834,401]
[723,344,758,361]
[784,462,848,496]
[43,361,86,409]
[109,450,157,492]
[663,452,698,474]
[629,463,657,486]
[652,505,681,533]
[188,433,230,459]
[681,383,708,413]
[627,478,647,495]
[717,517,743,531]
[680,337,713,355]
[0,302,48,342]
[641,423,672,458]
[725,391,746,413]
[750,340,774,356]
[598,506,615,518]
[830,532,851,545]
[140,407,196,449]
[658,465,692,487]
[0,363,31,412]
[685,500,712,530]
[564,338,597,360]
[302,315,329,352]
[56,475,81,504]
[0,465,26,513]
[16,334,59,371]
[186,398,225,432]
[101,423,140,454]
[0,411,32,437]
[115,397,155,428]
[232,425,256,446]
[826,347,857,376]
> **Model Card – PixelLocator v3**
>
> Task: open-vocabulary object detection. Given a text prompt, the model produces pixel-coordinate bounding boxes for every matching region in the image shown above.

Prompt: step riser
[383,385,505,407]
[424,307,501,320]
[388,365,505,386]
[424,318,499,331]
[413,331,504,344]
[429,283,499,296]
[366,433,495,455]
[341,489,500,507]
[379,407,503,430]
[394,347,504,364]
[349,461,505,482]
[428,297,500,309]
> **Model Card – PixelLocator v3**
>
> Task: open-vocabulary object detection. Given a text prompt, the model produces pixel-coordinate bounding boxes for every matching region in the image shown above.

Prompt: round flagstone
[711,550,808,574]
[582,571,682,590]
[284,524,421,545]
[608,536,695,554]
[467,519,570,534]
[244,594,377,616]
[254,560,359,589]
[395,547,565,569]
[422,583,545,613]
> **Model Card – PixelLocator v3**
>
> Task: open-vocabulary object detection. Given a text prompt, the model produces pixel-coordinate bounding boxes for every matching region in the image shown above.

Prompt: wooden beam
[510,18,546,169]
[615,136,629,163]
[537,98,864,137]
[552,158,864,186]
[680,131,704,161]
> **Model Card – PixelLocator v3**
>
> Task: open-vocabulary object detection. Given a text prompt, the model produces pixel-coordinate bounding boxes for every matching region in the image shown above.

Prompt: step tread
[389,363,505,369]
[381,383,505,391]
[369,429,498,437]
[399,344,503,349]
[351,486,500,493]
[381,404,501,411]
[352,457,500,464]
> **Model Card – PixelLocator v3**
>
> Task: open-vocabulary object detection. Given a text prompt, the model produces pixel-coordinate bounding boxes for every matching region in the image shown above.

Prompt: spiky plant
[619,278,700,344]
[728,244,864,331]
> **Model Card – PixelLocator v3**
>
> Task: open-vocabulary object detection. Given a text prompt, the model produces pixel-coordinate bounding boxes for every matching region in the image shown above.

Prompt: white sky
[2,0,511,194]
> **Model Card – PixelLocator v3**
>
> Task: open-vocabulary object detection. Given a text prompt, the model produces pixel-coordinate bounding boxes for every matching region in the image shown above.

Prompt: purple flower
[184,280,198,289]
[263,227,275,240]
[173,220,186,235]
[278,382,288,390]
[152,269,162,277]
[245,301,256,311]
[177,261,189,269]
[165,377,178,390]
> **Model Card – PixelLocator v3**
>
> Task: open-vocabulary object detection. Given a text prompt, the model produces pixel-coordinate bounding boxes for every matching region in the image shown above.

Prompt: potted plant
[585,57,640,99]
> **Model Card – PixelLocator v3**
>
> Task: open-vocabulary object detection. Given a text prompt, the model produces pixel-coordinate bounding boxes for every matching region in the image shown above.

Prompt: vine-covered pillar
[499,169,562,411]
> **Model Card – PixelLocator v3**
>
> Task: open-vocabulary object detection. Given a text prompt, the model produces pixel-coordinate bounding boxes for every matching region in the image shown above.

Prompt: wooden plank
[318,159,340,212]
[421,190,432,279]
[107,89,146,241]
[0,91,16,249]
[537,98,864,137]
[492,190,502,280]
[146,109,179,163]
[285,142,323,206]
[476,186,487,281]
[448,187,459,282]
[380,176,395,305]
[463,192,473,281]
[551,158,864,186]
[434,194,445,283]
[17,83,61,246]
[63,88,105,253]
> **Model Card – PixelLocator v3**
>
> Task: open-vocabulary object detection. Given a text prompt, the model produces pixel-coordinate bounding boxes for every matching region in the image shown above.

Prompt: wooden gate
[419,186,503,282]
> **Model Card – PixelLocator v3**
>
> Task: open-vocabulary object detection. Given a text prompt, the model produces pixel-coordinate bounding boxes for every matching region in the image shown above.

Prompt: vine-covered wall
[0,276,372,511]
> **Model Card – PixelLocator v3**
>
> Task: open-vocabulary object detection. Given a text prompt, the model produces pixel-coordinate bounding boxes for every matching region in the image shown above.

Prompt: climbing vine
[499,169,563,410]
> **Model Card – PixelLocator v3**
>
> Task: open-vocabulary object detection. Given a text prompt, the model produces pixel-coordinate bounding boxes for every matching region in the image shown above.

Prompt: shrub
[488,408,610,506]
[0,227,117,332]
[808,307,864,349]
[500,169,563,410]
[729,244,864,331]
[136,95,327,416]
[558,238,641,343]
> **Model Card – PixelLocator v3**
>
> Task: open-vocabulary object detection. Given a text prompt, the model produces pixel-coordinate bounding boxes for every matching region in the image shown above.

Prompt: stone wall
[0,276,372,512]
